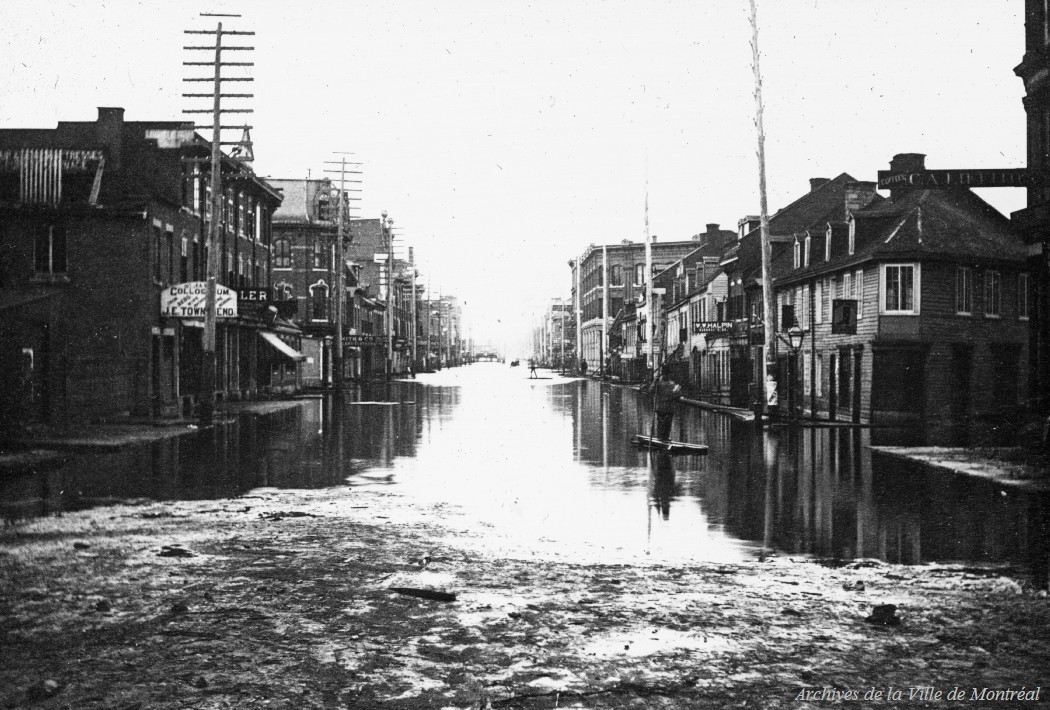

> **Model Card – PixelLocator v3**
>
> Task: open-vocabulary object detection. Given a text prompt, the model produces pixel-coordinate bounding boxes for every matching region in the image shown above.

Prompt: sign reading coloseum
[160,282,238,318]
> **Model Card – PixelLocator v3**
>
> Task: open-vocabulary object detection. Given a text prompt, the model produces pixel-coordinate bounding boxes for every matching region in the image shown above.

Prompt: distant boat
[510,360,520,367]
[632,435,708,455]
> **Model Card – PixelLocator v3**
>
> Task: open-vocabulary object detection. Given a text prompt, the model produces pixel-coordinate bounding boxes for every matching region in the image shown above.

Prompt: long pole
[601,245,608,378]
[200,21,224,426]
[644,185,653,373]
[410,247,417,370]
[333,160,346,391]
[750,0,778,424]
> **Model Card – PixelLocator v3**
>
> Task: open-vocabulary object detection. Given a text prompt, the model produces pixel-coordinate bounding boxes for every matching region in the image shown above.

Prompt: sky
[1,1,1026,354]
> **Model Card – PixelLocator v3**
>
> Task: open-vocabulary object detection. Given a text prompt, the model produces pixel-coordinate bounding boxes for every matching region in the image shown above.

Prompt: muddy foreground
[1,484,1048,709]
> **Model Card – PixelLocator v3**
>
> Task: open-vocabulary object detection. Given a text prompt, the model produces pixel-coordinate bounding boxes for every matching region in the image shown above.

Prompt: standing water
[2,362,1047,582]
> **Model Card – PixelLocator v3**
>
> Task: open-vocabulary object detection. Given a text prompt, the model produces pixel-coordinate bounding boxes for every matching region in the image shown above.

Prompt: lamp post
[779,323,805,421]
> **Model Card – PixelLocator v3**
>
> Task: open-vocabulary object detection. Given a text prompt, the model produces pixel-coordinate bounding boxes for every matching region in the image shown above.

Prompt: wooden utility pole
[409,247,418,371]
[381,212,394,379]
[183,14,254,425]
[749,0,778,425]
[322,155,361,391]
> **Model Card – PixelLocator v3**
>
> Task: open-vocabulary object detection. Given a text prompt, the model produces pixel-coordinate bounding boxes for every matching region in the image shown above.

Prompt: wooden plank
[632,435,709,454]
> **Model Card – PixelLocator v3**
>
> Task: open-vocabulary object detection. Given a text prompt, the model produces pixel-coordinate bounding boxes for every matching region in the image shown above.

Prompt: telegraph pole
[409,247,418,371]
[183,14,254,425]
[750,0,778,425]
[381,211,394,379]
[322,155,362,391]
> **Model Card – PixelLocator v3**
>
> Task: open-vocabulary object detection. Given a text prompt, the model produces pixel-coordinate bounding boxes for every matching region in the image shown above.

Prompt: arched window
[310,279,329,321]
[274,238,292,268]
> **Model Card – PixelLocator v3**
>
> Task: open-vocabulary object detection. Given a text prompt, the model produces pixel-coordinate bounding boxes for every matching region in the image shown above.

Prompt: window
[881,263,919,314]
[597,267,603,287]
[313,241,327,269]
[815,353,823,397]
[984,270,1001,318]
[180,237,189,282]
[848,219,856,255]
[825,225,832,262]
[804,235,811,267]
[814,280,823,324]
[611,264,622,286]
[855,270,864,319]
[33,223,67,275]
[803,351,811,396]
[793,240,801,269]
[274,281,293,301]
[801,285,810,328]
[843,271,852,299]
[955,266,972,315]
[274,239,292,268]
[167,229,175,283]
[310,280,329,321]
[634,263,645,286]
[1019,273,1030,320]
[153,224,162,280]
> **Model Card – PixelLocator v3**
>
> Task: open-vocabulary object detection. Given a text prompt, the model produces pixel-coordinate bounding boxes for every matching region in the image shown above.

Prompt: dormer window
[793,239,801,269]
[804,235,811,267]
[848,218,856,255]
[825,224,832,261]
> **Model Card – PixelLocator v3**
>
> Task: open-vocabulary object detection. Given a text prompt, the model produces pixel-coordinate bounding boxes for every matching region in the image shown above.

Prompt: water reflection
[2,365,1047,584]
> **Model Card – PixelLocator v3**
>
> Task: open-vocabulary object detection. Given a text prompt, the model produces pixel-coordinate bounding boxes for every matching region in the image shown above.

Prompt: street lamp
[779,323,805,421]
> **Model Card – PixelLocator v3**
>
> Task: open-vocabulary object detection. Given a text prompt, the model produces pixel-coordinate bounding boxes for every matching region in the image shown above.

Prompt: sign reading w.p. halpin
[877,168,1035,190]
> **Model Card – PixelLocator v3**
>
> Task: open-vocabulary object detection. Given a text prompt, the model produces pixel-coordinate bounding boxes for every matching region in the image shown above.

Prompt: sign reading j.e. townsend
[876,168,1033,190]
[160,282,238,318]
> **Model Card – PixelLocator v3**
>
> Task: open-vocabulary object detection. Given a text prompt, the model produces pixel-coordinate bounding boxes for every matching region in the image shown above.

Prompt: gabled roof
[775,187,1026,286]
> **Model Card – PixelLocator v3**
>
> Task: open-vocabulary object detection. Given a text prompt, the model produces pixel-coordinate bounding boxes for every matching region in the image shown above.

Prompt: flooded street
[3,364,1050,708]
[9,362,1047,579]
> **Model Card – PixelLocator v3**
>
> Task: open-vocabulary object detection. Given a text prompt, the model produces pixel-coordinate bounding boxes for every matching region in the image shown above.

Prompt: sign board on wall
[160,282,238,318]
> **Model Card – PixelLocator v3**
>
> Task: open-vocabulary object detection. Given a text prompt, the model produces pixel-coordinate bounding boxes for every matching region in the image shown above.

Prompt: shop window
[180,237,189,283]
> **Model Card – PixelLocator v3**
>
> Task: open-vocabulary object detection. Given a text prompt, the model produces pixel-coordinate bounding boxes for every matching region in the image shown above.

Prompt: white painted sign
[160,281,238,318]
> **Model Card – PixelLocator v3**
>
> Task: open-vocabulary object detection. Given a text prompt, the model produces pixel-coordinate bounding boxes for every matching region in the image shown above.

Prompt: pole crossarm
[193,125,253,130]
[183,77,254,82]
[184,45,254,51]
[183,62,255,66]
[182,109,254,113]
[182,93,255,98]
[184,29,255,35]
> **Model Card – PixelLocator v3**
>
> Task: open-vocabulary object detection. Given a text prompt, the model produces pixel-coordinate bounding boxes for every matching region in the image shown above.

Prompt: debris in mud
[843,580,866,591]
[95,599,112,612]
[158,545,195,558]
[25,679,60,702]
[170,602,190,615]
[73,541,90,550]
[258,510,318,522]
[865,603,901,626]
[389,587,457,602]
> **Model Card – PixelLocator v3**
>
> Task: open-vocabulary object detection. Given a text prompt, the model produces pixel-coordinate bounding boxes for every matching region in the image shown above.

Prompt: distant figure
[408,363,415,379]
[643,366,682,441]
[579,359,587,377]
[529,359,538,379]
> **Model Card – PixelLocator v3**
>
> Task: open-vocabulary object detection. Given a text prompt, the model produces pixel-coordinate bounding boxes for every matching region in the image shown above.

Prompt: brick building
[571,235,710,375]
[0,107,287,430]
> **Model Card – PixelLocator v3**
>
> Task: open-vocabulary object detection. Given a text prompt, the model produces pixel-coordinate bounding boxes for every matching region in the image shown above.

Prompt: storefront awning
[259,331,306,361]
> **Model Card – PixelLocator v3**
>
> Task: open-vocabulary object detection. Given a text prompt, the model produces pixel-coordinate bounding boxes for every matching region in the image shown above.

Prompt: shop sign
[344,333,382,346]
[693,322,731,335]
[876,168,1033,190]
[235,287,271,304]
[160,281,238,318]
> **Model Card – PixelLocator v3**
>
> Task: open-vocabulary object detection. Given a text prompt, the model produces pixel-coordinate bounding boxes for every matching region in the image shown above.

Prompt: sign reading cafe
[160,282,238,318]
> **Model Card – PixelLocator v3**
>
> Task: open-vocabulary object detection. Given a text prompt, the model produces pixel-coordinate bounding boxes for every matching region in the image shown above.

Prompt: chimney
[651,234,658,243]
[845,181,878,214]
[887,153,927,200]
[96,107,125,169]
[809,177,830,192]
[889,153,926,173]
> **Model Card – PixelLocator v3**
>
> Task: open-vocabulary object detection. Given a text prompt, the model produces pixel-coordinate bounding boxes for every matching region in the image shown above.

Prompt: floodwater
[3,362,1048,581]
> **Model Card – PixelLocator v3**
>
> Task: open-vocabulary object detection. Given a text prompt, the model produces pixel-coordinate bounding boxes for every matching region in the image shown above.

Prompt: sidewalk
[872,446,1050,492]
[0,399,309,474]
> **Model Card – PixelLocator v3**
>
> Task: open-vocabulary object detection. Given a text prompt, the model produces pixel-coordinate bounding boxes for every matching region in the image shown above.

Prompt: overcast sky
[1,1,1025,353]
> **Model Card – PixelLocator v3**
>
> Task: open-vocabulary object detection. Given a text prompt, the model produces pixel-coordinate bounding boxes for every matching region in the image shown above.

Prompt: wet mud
[2,484,1048,709]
